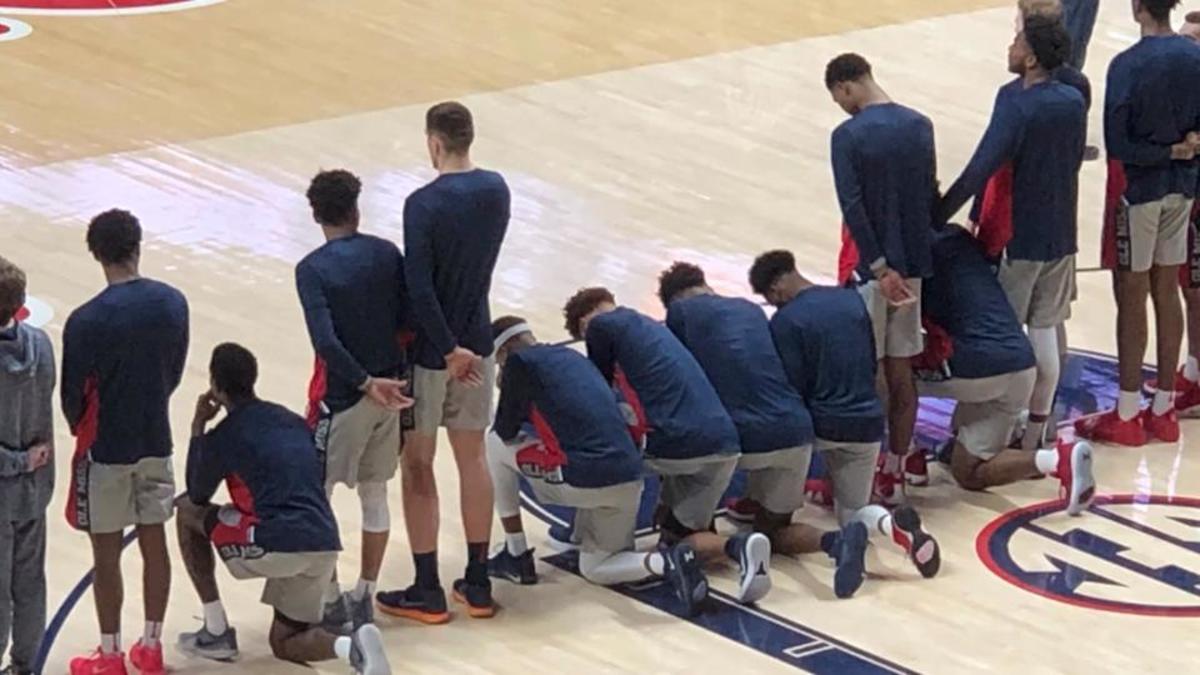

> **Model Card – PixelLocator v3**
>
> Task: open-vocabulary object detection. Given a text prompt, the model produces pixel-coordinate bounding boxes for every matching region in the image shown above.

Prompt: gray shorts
[814,439,878,523]
[316,395,400,488]
[858,278,923,359]
[737,446,812,516]
[1122,194,1193,273]
[77,456,175,534]
[918,367,1036,459]
[644,454,738,532]
[999,255,1075,329]
[412,358,496,433]
[532,480,642,554]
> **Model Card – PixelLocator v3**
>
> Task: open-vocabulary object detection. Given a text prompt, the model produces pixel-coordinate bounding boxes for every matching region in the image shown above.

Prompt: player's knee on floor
[950,447,988,491]
[268,610,309,662]
[357,481,390,533]
[753,510,792,547]
[659,509,704,544]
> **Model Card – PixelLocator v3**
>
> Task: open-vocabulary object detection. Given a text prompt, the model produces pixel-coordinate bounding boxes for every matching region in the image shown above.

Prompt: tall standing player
[63,210,189,675]
[296,170,413,631]
[824,53,937,505]
[377,102,511,622]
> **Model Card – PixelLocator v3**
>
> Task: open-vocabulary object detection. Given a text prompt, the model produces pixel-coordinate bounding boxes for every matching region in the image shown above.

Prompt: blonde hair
[1018,0,1064,20]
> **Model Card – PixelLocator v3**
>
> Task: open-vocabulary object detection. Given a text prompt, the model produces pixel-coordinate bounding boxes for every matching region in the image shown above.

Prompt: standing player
[296,169,412,631]
[177,344,389,673]
[377,102,511,622]
[1085,0,1200,445]
[485,317,714,615]
[1062,0,1099,70]
[62,210,189,675]
[824,53,937,504]
[562,288,772,602]
[749,251,941,587]
[939,15,1086,454]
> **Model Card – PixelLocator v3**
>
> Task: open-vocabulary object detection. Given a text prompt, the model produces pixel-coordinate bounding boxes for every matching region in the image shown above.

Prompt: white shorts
[999,255,1075,329]
[858,278,923,359]
[314,396,400,488]
[1118,194,1193,273]
[814,439,878,519]
[72,456,176,534]
[918,368,1036,459]
[737,446,812,516]
[412,358,496,433]
[644,454,738,532]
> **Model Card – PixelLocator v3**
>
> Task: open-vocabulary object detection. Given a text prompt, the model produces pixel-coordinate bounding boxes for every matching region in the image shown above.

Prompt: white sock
[1034,449,1059,475]
[855,505,893,538]
[1185,356,1200,383]
[505,532,528,556]
[646,553,666,576]
[323,579,342,604]
[352,579,377,602]
[100,633,120,654]
[334,636,352,662]
[1117,390,1141,421]
[142,622,162,648]
[203,601,228,635]
[1153,390,1175,416]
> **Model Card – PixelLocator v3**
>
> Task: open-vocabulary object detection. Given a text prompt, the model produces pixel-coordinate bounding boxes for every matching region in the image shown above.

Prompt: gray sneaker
[347,590,374,629]
[322,594,353,636]
[350,624,391,675]
[178,625,239,662]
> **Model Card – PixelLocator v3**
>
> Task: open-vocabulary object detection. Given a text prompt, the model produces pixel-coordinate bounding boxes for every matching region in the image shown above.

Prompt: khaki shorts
[918,367,1036,459]
[737,446,812,516]
[412,358,496,433]
[858,278,923,359]
[814,439,879,525]
[999,255,1075,329]
[531,480,642,554]
[315,396,400,488]
[645,454,738,532]
[1121,194,1193,273]
[79,456,175,534]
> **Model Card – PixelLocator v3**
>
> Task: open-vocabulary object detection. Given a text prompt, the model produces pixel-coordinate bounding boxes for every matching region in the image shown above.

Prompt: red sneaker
[872,464,906,507]
[1055,439,1096,516]
[1177,380,1200,417]
[69,650,127,675]
[129,640,164,675]
[1142,367,1190,395]
[1144,407,1180,442]
[1074,409,1146,447]
[904,451,929,486]
[804,478,833,508]
[723,497,761,523]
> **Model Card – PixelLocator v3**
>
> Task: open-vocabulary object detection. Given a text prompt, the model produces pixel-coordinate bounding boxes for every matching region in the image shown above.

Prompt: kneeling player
[176,344,390,674]
[486,317,710,614]
[916,226,1096,514]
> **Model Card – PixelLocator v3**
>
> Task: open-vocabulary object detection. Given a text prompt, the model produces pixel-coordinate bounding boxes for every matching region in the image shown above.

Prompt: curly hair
[656,262,707,308]
[748,250,797,297]
[563,287,615,340]
[307,169,361,226]
[86,209,142,265]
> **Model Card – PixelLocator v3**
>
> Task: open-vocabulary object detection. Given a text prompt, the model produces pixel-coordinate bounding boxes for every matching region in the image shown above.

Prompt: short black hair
[426,102,474,154]
[86,209,142,265]
[491,315,528,342]
[1023,13,1072,72]
[563,287,615,340]
[1141,0,1181,21]
[307,169,361,226]
[0,256,26,326]
[657,262,706,308]
[749,250,797,296]
[210,342,258,401]
[825,53,872,90]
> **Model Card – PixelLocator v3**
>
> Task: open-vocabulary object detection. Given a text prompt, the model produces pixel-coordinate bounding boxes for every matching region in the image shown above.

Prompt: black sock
[820,531,839,556]
[413,551,440,589]
[466,542,489,584]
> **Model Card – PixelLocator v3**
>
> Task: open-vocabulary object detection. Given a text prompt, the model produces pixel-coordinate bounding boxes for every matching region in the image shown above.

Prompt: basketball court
[2,1,1196,673]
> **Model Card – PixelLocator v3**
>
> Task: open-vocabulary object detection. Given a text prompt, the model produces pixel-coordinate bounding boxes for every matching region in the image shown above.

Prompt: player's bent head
[426,101,474,155]
[1136,0,1181,21]
[210,342,258,403]
[749,249,797,306]
[657,261,708,308]
[86,209,142,266]
[1021,13,1071,72]
[0,255,27,327]
[563,287,616,340]
[824,53,873,114]
[492,314,534,369]
[307,169,361,228]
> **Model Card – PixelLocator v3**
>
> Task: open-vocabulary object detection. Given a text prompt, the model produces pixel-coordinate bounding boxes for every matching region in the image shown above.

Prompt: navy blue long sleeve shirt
[187,400,340,554]
[585,307,740,461]
[941,80,1086,261]
[403,169,510,369]
[769,288,883,443]
[493,344,643,489]
[831,102,937,280]
[665,294,814,454]
[296,233,408,413]
[61,279,189,464]
[1104,35,1200,205]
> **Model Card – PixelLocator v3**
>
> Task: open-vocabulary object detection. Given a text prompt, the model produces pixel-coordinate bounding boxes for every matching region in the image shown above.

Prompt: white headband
[494,322,532,353]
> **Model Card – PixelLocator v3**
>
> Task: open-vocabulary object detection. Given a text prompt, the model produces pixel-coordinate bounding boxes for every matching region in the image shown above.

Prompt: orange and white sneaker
[69,650,127,675]
[129,640,165,675]
[1074,409,1146,447]
[1144,407,1180,443]
[1056,439,1096,516]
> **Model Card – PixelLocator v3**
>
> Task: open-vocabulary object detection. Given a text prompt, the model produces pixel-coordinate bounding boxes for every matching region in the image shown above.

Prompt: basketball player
[1015,0,1093,160]
[562,288,773,603]
[916,226,1097,513]
[1061,0,1099,70]
[377,102,510,622]
[176,344,390,674]
[659,263,937,598]
[486,317,714,615]
[0,257,54,675]
[62,210,188,675]
[749,251,941,586]
[1084,0,1200,445]
[824,53,937,505]
[939,15,1086,455]
[296,169,412,631]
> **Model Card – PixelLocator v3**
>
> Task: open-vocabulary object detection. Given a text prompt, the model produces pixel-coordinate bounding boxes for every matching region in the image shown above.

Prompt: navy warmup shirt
[666,294,814,453]
[61,278,189,464]
[586,307,740,461]
[769,288,883,443]
[404,169,510,369]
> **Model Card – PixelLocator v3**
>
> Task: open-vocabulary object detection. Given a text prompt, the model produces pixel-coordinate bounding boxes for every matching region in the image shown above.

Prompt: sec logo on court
[978,494,1200,617]
[0,0,224,15]
[0,17,32,41]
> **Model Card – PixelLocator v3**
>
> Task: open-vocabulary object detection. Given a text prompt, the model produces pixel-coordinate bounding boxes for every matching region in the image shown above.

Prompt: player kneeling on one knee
[176,343,390,674]
[750,251,941,592]
[915,226,1096,515]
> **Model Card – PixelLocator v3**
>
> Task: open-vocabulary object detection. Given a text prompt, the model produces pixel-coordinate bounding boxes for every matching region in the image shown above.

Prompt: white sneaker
[733,532,772,605]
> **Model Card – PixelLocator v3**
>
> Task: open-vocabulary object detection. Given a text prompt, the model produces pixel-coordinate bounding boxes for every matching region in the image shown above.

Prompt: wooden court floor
[2,1,1198,673]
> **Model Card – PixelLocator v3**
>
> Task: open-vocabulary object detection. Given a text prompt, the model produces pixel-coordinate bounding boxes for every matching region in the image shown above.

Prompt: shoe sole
[487,569,539,586]
[736,533,772,605]
[724,510,757,524]
[178,643,239,662]
[893,506,941,579]
[375,602,451,625]
[834,523,868,599]
[904,472,929,487]
[452,590,497,618]
[1067,442,1096,517]
[355,624,391,675]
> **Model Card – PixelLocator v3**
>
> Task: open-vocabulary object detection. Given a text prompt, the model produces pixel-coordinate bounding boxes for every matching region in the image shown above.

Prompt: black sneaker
[349,624,390,675]
[488,547,538,585]
[833,521,868,599]
[347,590,374,629]
[375,585,450,625]
[452,578,496,618]
[178,624,240,662]
[321,594,352,636]
[893,506,941,578]
[663,542,708,616]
